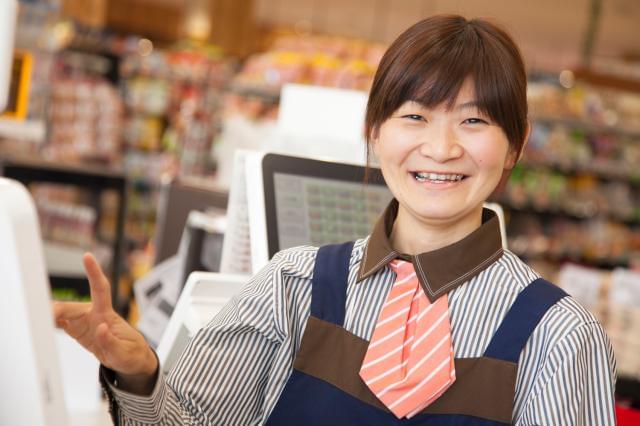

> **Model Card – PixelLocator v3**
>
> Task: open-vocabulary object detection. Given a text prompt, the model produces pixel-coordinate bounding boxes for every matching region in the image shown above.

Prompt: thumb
[95,322,118,354]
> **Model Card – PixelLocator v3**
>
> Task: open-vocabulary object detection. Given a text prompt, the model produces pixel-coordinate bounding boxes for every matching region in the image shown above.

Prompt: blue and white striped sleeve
[105,247,315,425]
[516,321,617,425]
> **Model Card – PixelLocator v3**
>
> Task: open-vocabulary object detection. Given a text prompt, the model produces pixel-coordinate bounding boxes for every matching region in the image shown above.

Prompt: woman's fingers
[52,301,90,323]
[54,258,155,375]
[56,313,90,341]
[83,253,113,314]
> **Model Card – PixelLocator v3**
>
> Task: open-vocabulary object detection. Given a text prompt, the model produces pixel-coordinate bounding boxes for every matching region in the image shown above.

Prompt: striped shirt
[105,208,617,425]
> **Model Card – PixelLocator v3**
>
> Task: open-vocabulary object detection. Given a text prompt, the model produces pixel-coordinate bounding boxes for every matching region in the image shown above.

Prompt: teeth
[414,172,464,182]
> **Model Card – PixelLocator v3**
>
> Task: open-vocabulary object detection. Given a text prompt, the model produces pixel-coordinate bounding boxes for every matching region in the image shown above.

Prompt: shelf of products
[556,264,640,403]
[118,42,236,256]
[119,42,235,178]
[497,74,640,414]
[44,51,124,165]
[0,157,127,312]
[223,31,385,122]
[233,32,385,92]
[495,77,640,275]
[499,75,640,405]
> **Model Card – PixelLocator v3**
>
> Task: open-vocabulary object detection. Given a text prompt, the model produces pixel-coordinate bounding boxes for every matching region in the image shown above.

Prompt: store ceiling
[155,0,640,71]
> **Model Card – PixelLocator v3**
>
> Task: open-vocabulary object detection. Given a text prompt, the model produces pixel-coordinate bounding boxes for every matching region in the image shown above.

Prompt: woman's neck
[389,205,483,255]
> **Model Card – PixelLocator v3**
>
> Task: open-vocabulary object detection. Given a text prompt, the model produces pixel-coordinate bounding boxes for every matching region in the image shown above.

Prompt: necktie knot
[389,259,416,281]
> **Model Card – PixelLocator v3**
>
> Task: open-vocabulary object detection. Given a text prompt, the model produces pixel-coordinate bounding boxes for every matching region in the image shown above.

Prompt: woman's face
[372,78,517,231]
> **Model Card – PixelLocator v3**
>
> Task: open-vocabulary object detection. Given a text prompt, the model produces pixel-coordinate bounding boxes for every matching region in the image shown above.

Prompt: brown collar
[357,199,504,302]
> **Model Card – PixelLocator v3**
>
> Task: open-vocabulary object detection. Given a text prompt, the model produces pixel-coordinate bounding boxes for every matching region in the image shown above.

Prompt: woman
[54,15,616,425]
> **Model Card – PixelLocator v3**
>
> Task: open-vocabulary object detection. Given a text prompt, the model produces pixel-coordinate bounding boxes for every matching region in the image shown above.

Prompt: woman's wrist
[114,350,159,395]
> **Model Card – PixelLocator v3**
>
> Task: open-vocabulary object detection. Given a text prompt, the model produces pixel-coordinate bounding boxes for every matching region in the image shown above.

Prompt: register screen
[274,173,393,249]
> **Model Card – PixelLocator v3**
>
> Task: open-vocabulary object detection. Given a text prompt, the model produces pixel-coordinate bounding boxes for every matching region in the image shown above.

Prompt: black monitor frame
[261,153,388,258]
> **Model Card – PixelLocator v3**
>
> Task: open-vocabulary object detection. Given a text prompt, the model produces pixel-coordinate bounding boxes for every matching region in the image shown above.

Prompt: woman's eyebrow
[455,100,481,111]
[405,100,426,108]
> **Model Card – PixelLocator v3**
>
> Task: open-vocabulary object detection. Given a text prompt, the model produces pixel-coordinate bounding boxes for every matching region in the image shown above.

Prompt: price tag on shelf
[607,306,640,373]
[557,263,604,309]
[610,268,640,309]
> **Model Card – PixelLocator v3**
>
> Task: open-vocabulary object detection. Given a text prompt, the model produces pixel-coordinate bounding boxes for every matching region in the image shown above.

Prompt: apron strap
[311,241,355,326]
[483,278,568,363]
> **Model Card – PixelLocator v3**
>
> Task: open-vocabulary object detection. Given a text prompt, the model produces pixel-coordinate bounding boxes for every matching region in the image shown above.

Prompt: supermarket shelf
[0,155,126,182]
[573,66,640,95]
[0,118,46,143]
[510,248,630,269]
[500,201,640,226]
[44,241,86,277]
[228,83,281,102]
[50,276,91,300]
[0,156,127,312]
[532,114,640,139]
[519,160,640,185]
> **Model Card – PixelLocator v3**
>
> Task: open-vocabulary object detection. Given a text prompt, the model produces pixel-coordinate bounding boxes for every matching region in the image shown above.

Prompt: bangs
[386,25,500,123]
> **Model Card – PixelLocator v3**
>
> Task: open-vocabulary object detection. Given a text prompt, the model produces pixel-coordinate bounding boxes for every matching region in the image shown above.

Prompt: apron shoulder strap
[311,241,355,326]
[483,278,568,363]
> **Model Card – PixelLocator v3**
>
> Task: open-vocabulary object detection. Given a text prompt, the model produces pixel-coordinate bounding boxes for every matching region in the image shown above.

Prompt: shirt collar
[357,199,504,302]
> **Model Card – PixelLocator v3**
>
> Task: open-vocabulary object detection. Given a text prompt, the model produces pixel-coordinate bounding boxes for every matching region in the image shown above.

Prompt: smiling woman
[54,14,616,426]
[364,16,530,252]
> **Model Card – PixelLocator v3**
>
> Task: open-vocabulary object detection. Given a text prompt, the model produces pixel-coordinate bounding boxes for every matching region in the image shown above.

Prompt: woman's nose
[418,123,464,162]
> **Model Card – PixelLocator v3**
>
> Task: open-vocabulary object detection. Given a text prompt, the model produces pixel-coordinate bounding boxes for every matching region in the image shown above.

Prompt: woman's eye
[463,118,488,125]
[403,114,424,121]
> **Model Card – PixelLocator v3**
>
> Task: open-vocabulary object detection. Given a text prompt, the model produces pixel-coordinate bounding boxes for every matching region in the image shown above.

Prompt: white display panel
[0,178,68,426]
[277,84,369,165]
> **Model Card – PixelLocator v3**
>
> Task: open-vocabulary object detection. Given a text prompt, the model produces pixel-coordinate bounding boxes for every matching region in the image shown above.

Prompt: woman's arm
[515,321,616,425]
[100,250,301,425]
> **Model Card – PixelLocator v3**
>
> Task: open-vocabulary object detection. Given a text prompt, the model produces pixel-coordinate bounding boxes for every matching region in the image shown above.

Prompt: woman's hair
[365,15,528,160]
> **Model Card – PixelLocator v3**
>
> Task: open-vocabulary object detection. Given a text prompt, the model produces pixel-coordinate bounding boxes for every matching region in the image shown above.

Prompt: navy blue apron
[266,242,567,425]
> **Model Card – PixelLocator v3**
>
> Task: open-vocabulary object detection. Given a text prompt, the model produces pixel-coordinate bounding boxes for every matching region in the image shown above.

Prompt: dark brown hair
[365,15,528,161]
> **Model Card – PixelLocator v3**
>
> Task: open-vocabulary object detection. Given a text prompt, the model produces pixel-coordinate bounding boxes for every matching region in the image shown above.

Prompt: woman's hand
[53,253,158,391]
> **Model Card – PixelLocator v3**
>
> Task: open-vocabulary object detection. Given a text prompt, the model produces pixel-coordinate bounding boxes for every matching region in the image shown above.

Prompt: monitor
[153,178,228,265]
[261,153,392,258]
[136,210,226,348]
[0,178,68,426]
[242,152,392,272]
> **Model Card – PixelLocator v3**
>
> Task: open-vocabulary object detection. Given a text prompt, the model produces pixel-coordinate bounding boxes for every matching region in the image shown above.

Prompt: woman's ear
[369,127,380,157]
[518,120,532,162]
[495,121,530,196]
[505,119,531,169]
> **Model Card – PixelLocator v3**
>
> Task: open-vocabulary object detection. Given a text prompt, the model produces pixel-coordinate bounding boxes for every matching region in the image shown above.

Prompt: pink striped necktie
[359,259,456,418]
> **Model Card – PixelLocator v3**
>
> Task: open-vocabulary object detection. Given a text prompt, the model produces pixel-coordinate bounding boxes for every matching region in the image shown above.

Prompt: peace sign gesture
[53,253,158,393]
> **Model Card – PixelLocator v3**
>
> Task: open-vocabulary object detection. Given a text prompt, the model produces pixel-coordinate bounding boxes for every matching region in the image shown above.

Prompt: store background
[1,0,640,423]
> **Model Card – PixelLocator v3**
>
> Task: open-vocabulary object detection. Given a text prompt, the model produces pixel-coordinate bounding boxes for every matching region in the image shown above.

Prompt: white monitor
[156,272,249,374]
[0,178,68,426]
[276,84,369,166]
